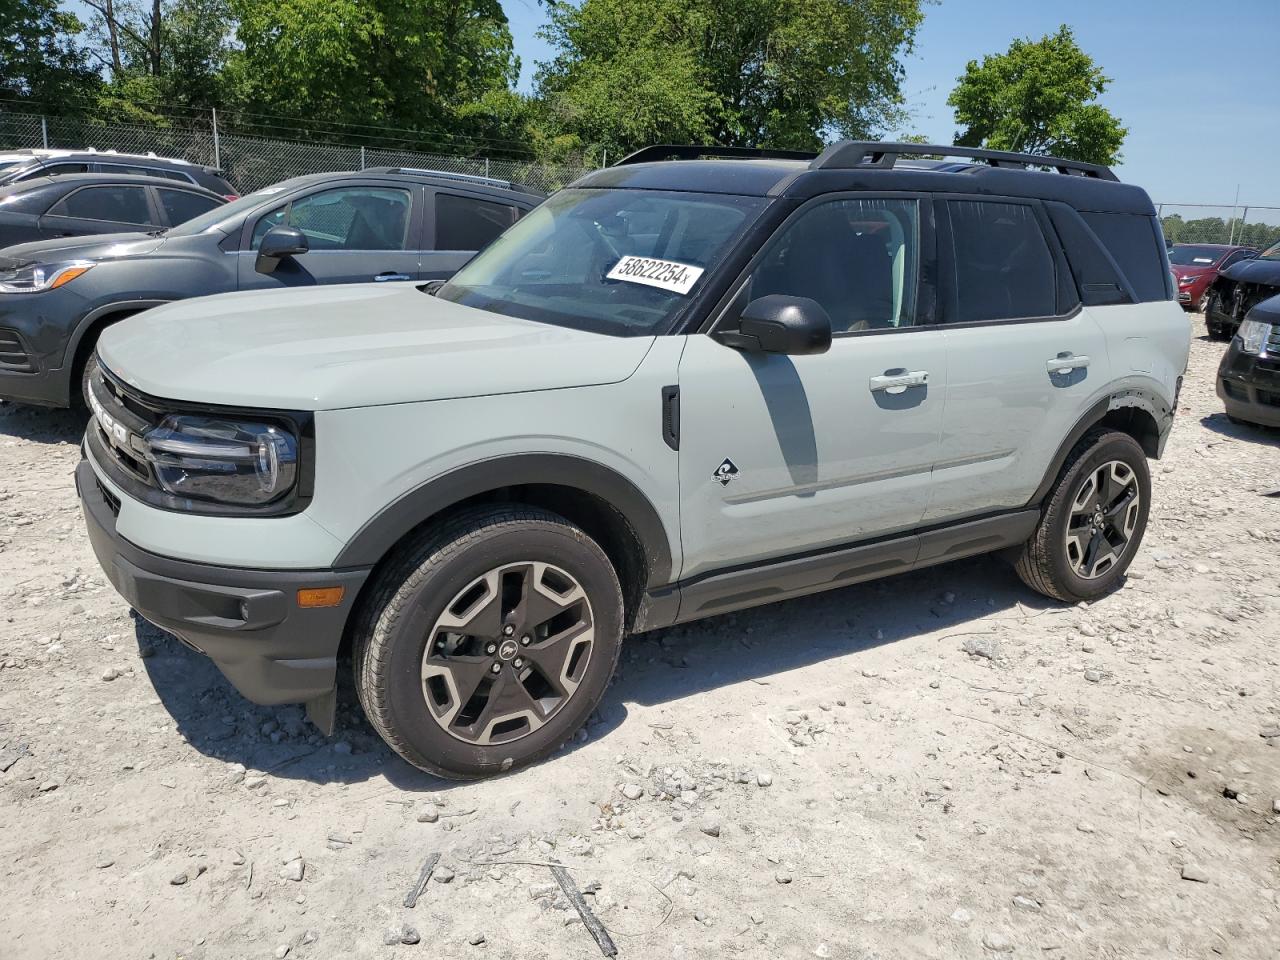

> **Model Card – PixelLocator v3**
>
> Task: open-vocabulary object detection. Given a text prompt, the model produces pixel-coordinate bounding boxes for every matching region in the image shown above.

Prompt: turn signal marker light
[297,586,345,608]
[50,265,93,289]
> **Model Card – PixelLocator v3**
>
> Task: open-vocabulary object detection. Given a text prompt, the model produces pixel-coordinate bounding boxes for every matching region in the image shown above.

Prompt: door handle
[868,370,928,394]
[1046,353,1090,375]
[374,272,412,282]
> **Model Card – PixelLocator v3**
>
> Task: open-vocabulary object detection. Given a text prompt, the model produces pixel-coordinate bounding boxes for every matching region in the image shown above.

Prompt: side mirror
[255,225,309,274]
[715,295,832,356]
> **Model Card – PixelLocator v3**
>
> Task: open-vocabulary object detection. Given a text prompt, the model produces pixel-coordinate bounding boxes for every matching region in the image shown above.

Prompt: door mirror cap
[255,225,309,274]
[716,295,832,356]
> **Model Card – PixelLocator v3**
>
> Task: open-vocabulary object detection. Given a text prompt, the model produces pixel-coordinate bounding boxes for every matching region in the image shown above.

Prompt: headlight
[0,260,94,293]
[1237,318,1272,356]
[143,414,298,505]
[1178,275,1196,284]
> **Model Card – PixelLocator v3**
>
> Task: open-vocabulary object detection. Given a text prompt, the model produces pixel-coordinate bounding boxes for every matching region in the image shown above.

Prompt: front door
[677,195,945,580]
[237,183,423,289]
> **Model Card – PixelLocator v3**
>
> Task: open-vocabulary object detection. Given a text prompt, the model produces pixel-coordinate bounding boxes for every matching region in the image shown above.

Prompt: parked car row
[0,165,543,408]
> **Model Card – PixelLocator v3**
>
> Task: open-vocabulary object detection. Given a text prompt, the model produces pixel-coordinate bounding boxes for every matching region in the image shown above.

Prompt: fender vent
[0,329,33,372]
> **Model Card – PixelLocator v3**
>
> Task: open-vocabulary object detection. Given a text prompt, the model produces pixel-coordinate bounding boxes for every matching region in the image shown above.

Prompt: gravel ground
[2,316,1278,960]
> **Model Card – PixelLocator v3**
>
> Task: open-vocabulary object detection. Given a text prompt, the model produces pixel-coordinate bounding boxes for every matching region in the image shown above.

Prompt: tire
[353,505,624,779]
[79,353,98,412]
[1206,323,1227,341]
[1015,428,1151,603]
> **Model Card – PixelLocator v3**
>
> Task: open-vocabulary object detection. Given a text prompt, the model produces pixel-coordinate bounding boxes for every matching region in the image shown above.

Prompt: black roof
[573,141,1155,216]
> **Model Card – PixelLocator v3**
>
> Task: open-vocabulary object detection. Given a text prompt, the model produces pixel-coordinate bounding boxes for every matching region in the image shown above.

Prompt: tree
[0,0,100,107]
[80,0,235,114]
[534,0,925,158]
[225,0,521,144]
[947,25,1126,165]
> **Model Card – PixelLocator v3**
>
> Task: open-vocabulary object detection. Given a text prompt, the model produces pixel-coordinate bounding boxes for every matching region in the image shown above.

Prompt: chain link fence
[0,108,594,194]
[1158,203,1280,251]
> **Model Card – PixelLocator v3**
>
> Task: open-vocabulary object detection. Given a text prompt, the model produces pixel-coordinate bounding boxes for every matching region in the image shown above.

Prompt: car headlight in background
[1237,318,1272,356]
[0,260,94,293]
[143,414,298,506]
[1178,275,1196,284]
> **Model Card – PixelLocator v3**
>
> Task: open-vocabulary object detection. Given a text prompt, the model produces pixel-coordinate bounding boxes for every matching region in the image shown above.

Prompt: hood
[0,231,165,265]
[96,283,655,410]
[1220,257,1280,285]
[1170,263,1214,278]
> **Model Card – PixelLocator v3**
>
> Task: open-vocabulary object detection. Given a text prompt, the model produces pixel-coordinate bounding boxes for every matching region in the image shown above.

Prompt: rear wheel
[1015,429,1150,602]
[353,505,624,779]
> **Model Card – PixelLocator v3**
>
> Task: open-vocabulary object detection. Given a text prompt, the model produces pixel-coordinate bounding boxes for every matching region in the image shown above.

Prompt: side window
[435,193,518,250]
[744,197,920,333]
[948,200,1057,322]
[251,186,412,251]
[32,162,90,178]
[251,204,288,247]
[157,188,221,225]
[47,185,152,224]
[1079,212,1168,303]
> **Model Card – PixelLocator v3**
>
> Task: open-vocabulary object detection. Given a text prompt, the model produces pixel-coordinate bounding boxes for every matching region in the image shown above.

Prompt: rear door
[37,183,160,238]
[677,194,946,579]
[423,189,524,280]
[923,197,1109,523]
[236,181,423,289]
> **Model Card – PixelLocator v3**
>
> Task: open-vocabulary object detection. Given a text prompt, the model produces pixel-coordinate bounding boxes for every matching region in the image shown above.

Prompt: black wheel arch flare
[333,454,675,589]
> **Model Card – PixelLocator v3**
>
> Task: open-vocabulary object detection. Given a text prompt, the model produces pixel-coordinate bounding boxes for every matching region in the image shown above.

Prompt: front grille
[95,478,121,517]
[1258,389,1280,409]
[0,328,33,372]
[87,363,164,492]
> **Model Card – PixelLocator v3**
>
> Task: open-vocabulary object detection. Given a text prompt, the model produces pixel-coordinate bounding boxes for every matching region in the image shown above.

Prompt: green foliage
[947,25,1126,165]
[0,0,100,106]
[535,0,925,157]
[226,0,520,144]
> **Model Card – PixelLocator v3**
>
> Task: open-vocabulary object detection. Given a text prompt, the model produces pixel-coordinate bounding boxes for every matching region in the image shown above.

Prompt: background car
[1205,239,1280,340]
[1217,292,1280,428]
[1167,242,1256,312]
[0,167,543,408]
[0,174,227,248]
[0,148,237,198]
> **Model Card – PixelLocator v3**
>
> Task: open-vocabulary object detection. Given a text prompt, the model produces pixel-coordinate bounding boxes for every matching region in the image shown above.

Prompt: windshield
[435,188,768,336]
[1168,244,1225,266]
[165,185,291,237]
[1260,241,1280,261]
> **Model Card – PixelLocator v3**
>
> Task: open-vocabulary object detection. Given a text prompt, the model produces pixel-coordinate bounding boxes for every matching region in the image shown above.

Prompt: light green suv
[78,142,1189,778]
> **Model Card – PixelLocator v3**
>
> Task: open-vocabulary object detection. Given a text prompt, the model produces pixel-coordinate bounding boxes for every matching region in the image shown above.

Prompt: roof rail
[615,144,818,166]
[811,141,1118,181]
[365,166,517,189]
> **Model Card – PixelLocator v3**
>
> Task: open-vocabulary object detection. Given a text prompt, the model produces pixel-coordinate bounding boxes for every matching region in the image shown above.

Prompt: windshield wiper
[146,228,168,238]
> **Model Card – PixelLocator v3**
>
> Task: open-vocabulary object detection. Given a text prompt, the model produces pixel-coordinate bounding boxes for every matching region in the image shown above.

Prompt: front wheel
[1015,429,1151,602]
[353,505,624,779]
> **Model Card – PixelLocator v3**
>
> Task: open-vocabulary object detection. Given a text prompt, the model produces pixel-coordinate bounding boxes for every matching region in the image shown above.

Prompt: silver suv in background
[78,142,1189,779]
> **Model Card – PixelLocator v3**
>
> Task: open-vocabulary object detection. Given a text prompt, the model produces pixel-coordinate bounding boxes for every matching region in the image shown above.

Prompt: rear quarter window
[1079,212,1168,303]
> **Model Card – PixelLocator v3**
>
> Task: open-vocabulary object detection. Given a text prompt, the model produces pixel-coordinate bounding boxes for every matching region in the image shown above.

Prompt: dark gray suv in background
[0,174,226,248]
[0,167,542,408]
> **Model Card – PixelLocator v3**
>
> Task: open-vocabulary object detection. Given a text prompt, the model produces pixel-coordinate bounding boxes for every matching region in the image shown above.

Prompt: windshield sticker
[606,256,704,295]
[1192,257,1214,264]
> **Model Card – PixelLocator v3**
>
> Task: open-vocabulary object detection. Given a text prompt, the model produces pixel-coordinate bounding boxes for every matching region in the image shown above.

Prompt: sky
[504,0,1280,212]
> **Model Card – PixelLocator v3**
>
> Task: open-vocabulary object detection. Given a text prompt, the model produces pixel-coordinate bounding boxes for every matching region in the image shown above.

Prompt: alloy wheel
[420,561,595,745]
[1063,460,1141,580]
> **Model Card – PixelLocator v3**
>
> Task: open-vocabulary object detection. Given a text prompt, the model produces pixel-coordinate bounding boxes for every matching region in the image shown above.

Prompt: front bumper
[0,356,72,407]
[1217,340,1280,427]
[76,459,370,729]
